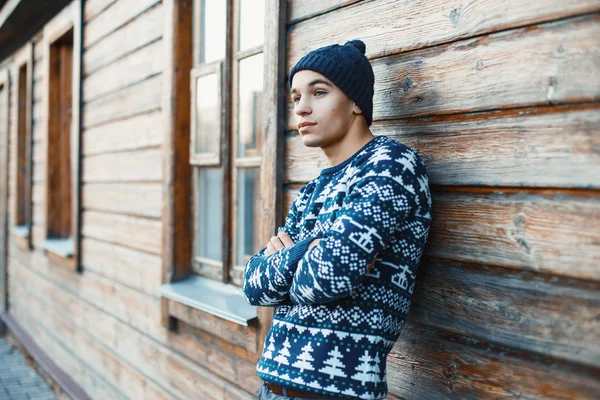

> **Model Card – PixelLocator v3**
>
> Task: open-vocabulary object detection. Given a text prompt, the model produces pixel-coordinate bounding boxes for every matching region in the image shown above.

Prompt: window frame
[41,0,82,272]
[160,0,287,360]
[11,43,33,251]
[0,68,10,313]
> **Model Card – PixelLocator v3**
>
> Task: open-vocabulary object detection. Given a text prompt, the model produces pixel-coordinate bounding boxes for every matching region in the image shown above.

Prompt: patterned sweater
[243,135,432,399]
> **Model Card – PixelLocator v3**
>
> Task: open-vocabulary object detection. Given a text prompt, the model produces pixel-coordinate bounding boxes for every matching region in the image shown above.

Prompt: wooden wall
[1,0,598,399]
[285,0,600,399]
[5,0,258,399]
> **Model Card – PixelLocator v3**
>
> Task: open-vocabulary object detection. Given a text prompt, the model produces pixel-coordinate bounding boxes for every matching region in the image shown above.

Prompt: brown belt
[266,382,323,398]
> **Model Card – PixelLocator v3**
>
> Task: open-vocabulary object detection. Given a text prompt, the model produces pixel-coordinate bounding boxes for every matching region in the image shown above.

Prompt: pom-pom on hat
[288,39,375,126]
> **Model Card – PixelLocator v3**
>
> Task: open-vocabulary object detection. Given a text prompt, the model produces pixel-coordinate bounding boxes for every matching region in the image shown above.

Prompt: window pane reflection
[200,0,226,63]
[237,168,261,266]
[194,73,220,155]
[239,0,265,51]
[197,168,223,262]
[237,53,263,158]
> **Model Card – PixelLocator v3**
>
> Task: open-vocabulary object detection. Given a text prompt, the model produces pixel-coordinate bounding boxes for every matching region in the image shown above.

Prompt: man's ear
[352,103,363,115]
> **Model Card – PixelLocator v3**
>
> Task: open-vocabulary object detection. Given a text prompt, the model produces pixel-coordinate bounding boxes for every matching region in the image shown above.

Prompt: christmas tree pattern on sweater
[243,135,432,399]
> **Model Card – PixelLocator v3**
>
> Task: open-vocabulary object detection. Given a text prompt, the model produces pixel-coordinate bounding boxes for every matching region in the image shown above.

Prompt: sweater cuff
[287,236,318,266]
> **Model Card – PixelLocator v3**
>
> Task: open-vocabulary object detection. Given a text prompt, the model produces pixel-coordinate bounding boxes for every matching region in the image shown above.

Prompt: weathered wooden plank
[9,279,172,400]
[81,237,162,296]
[83,38,164,103]
[411,257,600,367]
[8,302,129,400]
[283,188,600,280]
[83,2,163,75]
[288,0,600,63]
[81,210,161,255]
[288,0,361,23]
[287,14,600,122]
[8,257,256,399]
[428,190,600,281]
[31,99,42,124]
[286,105,600,188]
[10,249,166,340]
[33,38,43,61]
[174,320,262,388]
[387,320,600,399]
[83,74,162,128]
[82,147,163,183]
[82,183,162,217]
[84,0,160,48]
[31,181,44,204]
[83,110,162,155]
[167,299,258,353]
[84,0,117,22]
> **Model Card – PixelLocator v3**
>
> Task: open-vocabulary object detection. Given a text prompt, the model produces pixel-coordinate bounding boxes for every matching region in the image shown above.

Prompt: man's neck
[321,126,375,167]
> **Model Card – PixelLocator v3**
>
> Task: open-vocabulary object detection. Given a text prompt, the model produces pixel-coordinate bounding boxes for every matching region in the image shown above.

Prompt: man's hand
[265,231,295,255]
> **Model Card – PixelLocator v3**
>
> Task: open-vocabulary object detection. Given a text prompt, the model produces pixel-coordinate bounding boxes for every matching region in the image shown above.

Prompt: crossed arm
[242,175,410,307]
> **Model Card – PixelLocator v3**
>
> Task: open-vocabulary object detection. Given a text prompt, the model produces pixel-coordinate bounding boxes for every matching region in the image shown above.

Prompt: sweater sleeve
[289,169,420,305]
[242,184,312,306]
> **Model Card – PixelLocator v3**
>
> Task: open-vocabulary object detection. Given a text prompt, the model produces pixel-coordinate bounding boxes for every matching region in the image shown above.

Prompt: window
[159,0,286,347]
[41,0,82,271]
[12,44,33,249]
[190,0,266,285]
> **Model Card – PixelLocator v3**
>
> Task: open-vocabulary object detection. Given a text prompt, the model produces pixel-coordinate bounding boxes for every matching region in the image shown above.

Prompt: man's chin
[300,134,323,148]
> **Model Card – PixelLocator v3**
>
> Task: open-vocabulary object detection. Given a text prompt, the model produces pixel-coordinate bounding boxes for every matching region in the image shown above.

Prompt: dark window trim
[11,42,33,250]
[42,0,82,271]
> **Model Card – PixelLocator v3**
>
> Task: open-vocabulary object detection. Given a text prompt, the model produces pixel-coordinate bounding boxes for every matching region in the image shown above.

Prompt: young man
[243,39,432,400]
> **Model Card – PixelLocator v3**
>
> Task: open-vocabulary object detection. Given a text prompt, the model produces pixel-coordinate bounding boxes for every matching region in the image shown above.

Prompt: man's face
[290,70,359,148]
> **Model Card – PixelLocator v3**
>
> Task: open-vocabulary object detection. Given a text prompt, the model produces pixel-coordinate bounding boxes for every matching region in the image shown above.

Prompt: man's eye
[293,96,300,103]
[315,90,326,96]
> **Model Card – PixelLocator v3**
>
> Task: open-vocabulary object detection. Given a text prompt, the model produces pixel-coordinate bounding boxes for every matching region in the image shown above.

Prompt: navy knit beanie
[288,39,375,126]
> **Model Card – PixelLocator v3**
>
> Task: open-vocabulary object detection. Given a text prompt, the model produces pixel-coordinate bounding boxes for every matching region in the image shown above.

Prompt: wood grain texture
[82,38,163,103]
[82,110,163,155]
[84,0,118,22]
[83,2,163,76]
[287,14,600,122]
[167,299,258,353]
[81,237,162,296]
[82,183,162,217]
[287,0,361,23]
[411,257,600,368]
[8,300,129,400]
[8,255,256,399]
[288,0,600,62]
[9,279,172,400]
[284,188,600,280]
[428,190,600,281]
[82,147,163,183]
[285,105,600,188]
[81,210,162,255]
[84,0,160,49]
[387,320,600,399]
[82,73,162,128]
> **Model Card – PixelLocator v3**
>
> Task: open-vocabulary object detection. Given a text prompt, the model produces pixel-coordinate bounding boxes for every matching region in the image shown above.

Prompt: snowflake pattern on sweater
[243,136,432,399]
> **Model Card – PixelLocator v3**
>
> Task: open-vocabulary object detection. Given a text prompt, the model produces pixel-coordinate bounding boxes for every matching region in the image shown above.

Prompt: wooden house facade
[0,0,599,398]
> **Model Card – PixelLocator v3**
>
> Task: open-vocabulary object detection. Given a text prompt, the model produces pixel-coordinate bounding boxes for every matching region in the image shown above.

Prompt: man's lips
[298,122,317,129]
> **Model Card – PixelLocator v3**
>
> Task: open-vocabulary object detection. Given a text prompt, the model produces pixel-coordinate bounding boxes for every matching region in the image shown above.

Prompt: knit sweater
[242,135,432,399]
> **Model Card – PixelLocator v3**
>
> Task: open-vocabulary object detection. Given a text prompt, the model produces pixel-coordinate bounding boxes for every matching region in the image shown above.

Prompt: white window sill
[42,238,74,259]
[13,225,30,238]
[156,275,257,326]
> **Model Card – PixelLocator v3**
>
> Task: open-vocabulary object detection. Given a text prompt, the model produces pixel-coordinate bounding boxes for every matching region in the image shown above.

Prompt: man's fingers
[277,231,295,248]
[265,242,275,255]
[269,236,285,252]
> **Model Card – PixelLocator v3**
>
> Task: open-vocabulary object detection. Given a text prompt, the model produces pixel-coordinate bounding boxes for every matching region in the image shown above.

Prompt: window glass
[237,53,264,158]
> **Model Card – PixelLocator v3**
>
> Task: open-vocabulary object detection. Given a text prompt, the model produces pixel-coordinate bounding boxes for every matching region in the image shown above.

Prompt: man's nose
[295,97,311,116]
